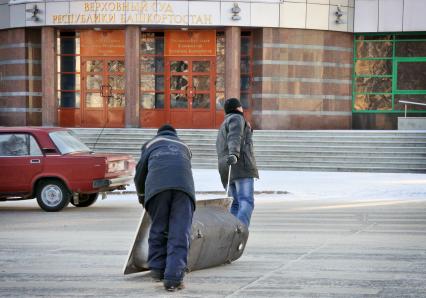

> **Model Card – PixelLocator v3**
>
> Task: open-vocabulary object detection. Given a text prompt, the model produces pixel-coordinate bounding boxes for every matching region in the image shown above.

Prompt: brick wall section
[0,28,42,126]
[252,28,353,130]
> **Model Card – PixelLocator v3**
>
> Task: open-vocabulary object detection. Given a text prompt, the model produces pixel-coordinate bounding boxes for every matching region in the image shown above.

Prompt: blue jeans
[145,190,194,282]
[229,178,254,227]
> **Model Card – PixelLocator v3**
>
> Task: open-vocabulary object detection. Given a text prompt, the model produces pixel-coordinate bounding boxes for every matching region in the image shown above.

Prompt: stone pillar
[225,27,241,100]
[41,27,57,126]
[125,26,140,128]
[41,27,58,126]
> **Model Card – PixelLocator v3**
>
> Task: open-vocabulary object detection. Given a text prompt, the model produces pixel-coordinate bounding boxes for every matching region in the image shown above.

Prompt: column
[41,27,57,126]
[225,27,241,100]
[125,26,140,128]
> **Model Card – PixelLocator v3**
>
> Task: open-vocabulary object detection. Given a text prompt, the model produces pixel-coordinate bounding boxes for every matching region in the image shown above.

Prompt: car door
[0,133,44,196]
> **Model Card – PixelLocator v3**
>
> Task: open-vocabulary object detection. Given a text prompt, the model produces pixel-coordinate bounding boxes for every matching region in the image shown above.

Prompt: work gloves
[226,154,238,165]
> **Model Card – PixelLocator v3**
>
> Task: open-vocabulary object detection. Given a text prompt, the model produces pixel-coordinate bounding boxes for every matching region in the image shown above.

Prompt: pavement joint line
[226,222,378,297]
[107,191,291,196]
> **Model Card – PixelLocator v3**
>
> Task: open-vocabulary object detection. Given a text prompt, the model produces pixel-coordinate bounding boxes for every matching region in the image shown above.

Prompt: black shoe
[149,269,164,282]
[163,279,184,292]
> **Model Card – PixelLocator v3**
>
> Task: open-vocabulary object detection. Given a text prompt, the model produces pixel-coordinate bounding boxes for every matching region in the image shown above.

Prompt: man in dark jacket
[216,98,259,227]
[134,124,195,292]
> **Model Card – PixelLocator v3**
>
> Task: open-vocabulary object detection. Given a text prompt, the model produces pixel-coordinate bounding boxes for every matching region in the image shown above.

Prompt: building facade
[0,0,424,129]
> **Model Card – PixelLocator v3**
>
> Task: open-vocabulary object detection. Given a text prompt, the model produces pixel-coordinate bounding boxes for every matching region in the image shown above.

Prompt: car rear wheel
[36,179,71,212]
[71,193,99,207]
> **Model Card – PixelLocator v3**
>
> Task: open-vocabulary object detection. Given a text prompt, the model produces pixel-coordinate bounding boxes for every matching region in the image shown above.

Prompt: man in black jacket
[216,98,259,227]
[134,124,195,292]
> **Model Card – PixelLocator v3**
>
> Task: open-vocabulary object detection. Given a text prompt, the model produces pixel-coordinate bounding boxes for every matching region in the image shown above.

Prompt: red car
[0,127,135,211]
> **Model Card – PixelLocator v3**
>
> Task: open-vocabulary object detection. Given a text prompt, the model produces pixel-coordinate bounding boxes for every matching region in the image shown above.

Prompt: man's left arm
[134,144,149,206]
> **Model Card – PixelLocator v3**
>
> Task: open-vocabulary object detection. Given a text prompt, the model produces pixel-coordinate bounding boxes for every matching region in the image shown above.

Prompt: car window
[0,133,42,157]
[49,130,91,154]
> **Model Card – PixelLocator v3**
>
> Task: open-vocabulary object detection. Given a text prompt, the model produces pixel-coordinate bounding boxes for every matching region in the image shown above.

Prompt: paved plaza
[0,171,425,297]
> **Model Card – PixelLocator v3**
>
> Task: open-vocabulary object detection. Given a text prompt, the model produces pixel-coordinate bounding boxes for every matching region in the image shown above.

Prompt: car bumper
[93,175,133,189]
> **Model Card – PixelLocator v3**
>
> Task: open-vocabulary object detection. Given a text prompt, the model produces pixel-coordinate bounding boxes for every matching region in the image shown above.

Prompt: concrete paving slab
[0,196,425,297]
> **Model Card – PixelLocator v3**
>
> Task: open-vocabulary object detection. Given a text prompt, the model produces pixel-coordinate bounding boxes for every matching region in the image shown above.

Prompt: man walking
[134,124,195,292]
[216,98,259,227]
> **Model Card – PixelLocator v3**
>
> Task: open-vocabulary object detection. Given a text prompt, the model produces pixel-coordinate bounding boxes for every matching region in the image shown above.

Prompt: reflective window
[170,61,188,72]
[57,31,81,108]
[355,60,392,76]
[192,94,210,109]
[60,56,80,72]
[395,94,426,111]
[141,93,164,109]
[109,75,125,90]
[171,94,188,108]
[171,76,189,91]
[108,94,125,108]
[86,93,103,108]
[87,75,102,90]
[356,77,392,93]
[58,91,80,108]
[216,33,225,111]
[240,33,252,109]
[0,134,42,157]
[193,76,209,91]
[59,74,80,91]
[396,41,426,57]
[356,41,392,58]
[192,61,210,72]
[140,33,165,110]
[49,131,91,155]
[397,62,426,90]
[354,34,426,113]
[86,60,103,72]
[354,94,392,111]
[108,60,125,72]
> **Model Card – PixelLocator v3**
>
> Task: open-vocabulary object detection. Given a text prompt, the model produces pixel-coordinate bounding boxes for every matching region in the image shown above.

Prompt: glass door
[81,58,125,127]
[166,57,215,128]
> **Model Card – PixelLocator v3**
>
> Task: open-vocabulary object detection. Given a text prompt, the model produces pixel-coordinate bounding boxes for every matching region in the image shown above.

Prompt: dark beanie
[224,98,242,114]
[157,124,176,134]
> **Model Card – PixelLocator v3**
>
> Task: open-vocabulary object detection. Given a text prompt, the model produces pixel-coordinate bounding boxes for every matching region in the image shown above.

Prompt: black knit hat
[224,98,242,114]
[157,124,176,134]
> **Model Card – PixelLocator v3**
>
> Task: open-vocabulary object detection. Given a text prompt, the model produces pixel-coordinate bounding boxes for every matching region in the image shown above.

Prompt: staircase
[72,128,426,173]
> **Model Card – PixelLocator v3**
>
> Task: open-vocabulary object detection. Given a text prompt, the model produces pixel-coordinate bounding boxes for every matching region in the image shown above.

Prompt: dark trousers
[145,190,194,282]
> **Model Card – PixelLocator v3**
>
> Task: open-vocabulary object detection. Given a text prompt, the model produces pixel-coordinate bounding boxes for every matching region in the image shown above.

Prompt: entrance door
[81,58,125,127]
[166,57,215,128]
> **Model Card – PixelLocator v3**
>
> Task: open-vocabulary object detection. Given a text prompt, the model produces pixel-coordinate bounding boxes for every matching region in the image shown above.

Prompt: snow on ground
[117,169,426,202]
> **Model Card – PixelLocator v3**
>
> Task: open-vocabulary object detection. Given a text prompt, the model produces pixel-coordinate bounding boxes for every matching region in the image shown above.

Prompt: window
[216,32,225,110]
[0,134,42,157]
[56,31,81,108]
[240,32,253,110]
[140,33,165,109]
[353,34,426,113]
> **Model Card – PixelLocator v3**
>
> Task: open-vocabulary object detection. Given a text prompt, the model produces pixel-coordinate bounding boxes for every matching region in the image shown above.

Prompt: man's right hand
[226,154,238,165]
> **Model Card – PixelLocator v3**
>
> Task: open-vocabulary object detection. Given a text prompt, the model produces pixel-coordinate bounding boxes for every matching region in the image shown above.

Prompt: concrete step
[72,128,426,173]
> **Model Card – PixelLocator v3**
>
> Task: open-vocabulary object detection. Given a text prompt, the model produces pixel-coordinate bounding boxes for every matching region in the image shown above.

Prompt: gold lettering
[159,3,173,14]
[84,2,94,12]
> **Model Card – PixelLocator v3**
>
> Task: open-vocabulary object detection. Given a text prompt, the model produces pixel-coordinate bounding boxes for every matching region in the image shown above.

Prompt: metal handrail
[399,100,426,118]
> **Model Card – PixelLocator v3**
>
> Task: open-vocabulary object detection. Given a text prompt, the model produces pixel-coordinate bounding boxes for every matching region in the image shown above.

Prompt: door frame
[164,56,216,128]
[81,57,125,128]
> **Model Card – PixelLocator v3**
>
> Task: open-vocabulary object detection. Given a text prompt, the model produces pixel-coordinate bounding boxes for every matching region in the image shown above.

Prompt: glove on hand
[226,154,238,165]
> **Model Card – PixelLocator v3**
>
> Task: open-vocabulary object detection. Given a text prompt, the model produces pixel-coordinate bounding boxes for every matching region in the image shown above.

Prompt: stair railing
[399,100,426,118]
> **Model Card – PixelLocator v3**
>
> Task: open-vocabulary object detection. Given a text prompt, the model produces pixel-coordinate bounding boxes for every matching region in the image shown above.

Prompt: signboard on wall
[47,1,215,26]
[80,30,125,56]
[165,30,216,56]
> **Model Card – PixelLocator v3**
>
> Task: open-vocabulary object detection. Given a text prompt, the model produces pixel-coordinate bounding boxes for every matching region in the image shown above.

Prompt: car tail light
[108,160,126,173]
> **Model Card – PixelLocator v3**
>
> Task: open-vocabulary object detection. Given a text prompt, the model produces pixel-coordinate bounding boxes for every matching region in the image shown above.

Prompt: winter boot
[149,269,164,282]
[163,279,184,292]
